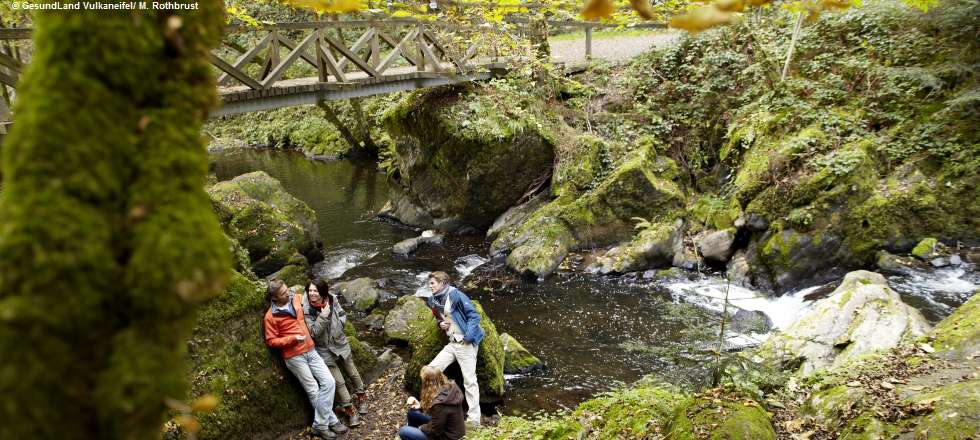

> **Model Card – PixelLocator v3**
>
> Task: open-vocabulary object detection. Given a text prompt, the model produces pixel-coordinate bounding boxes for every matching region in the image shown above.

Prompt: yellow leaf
[715,0,746,12]
[630,0,656,19]
[283,0,364,14]
[581,0,615,20]
[669,6,733,32]
[174,415,201,434]
[191,394,220,413]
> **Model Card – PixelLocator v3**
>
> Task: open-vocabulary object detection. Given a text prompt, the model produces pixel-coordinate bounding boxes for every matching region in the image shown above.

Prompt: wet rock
[591,219,683,274]
[698,228,737,263]
[730,309,773,334]
[383,295,433,343]
[743,213,769,231]
[727,250,752,286]
[875,250,914,275]
[911,237,940,260]
[454,225,479,236]
[360,311,387,333]
[492,148,684,279]
[672,245,700,270]
[208,171,320,277]
[486,191,549,242]
[380,87,556,230]
[930,257,950,268]
[393,230,444,256]
[500,333,545,374]
[331,277,388,312]
[745,229,845,293]
[756,270,930,375]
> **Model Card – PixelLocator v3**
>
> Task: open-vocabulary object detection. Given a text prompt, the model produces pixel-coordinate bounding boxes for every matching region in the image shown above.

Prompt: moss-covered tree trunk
[0,5,229,439]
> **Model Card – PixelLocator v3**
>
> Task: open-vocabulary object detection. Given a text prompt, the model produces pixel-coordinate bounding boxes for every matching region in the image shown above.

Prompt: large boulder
[403,300,505,404]
[330,277,388,312]
[208,171,320,276]
[697,228,737,263]
[379,86,556,232]
[383,295,433,343]
[591,219,683,274]
[500,333,545,374]
[756,270,930,375]
[492,149,685,279]
[667,395,775,440]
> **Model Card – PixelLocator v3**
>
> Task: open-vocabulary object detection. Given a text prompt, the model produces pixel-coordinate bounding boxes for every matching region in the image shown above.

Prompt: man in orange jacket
[264,279,347,439]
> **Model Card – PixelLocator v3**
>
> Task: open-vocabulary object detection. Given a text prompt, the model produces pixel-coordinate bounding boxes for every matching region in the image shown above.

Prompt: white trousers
[428,341,481,423]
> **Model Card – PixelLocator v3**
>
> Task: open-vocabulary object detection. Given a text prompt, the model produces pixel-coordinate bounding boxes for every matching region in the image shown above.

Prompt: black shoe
[311,427,337,439]
[329,422,348,434]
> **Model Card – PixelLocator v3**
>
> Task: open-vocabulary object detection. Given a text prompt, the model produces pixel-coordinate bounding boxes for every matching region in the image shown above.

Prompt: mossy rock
[188,271,309,439]
[912,237,940,259]
[380,86,557,231]
[208,171,320,276]
[756,270,930,375]
[931,291,980,358]
[343,320,378,379]
[493,149,684,279]
[591,219,682,274]
[469,414,582,440]
[383,295,433,343]
[500,333,544,374]
[273,262,309,288]
[667,395,775,440]
[331,277,385,312]
[403,300,505,404]
[575,381,686,438]
[552,134,606,199]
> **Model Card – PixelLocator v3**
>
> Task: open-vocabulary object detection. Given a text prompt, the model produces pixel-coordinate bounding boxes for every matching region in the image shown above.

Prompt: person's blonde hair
[420,366,451,411]
[428,271,451,285]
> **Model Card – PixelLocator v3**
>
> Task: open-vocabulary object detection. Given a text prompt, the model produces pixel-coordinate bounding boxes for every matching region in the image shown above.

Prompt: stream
[210,149,979,415]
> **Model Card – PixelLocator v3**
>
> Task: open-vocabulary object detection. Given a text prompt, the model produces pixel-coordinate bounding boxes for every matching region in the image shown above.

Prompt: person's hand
[439,320,450,331]
[295,335,306,343]
[406,396,420,410]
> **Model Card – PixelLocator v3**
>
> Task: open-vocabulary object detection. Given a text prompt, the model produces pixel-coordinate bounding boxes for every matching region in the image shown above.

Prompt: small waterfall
[454,254,489,279]
[313,249,379,280]
[664,278,821,330]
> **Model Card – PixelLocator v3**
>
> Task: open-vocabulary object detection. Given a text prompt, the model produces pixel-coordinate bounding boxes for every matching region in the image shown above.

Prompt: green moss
[0,8,230,439]
[500,333,543,374]
[575,382,685,438]
[344,321,378,375]
[667,393,775,440]
[931,292,980,355]
[905,378,980,439]
[912,237,939,259]
[189,271,307,439]
[470,414,582,440]
[403,301,505,402]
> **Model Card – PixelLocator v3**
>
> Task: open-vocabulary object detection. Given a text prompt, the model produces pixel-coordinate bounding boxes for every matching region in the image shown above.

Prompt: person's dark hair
[266,279,285,302]
[308,277,332,305]
[428,271,451,285]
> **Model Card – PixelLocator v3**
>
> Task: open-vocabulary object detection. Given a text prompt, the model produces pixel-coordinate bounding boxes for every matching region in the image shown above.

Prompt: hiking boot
[344,405,362,427]
[355,392,369,415]
[329,421,348,434]
[310,427,337,439]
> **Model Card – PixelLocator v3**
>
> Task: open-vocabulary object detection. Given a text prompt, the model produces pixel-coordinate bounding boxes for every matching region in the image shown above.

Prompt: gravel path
[550,32,681,65]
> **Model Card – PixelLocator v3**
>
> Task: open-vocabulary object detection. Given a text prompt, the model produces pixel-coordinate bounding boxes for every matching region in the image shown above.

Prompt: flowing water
[210,149,979,414]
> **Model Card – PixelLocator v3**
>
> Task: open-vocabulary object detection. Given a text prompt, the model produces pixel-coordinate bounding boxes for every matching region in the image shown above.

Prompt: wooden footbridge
[0,17,664,133]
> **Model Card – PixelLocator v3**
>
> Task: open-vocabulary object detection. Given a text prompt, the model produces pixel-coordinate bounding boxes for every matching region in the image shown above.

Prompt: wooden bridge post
[417,22,426,72]
[585,25,593,61]
[315,27,329,83]
[370,28,380,69]
[261,28,281,80]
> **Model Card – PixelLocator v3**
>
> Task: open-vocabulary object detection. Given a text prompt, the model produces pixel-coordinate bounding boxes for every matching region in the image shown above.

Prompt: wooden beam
[217,32,273,86]
[376,29,419,73]
[261,31,317,88]
[316,33,347,83]
[423,30,465,71]
[0,50,21,73]
[209,54,263,90]
[336,28,376,71]
[277,34,320,68]
[324,34,379,77]
[0,28,31,40]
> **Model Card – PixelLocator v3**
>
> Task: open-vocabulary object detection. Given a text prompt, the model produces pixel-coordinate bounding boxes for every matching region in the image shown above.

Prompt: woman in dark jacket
[398,366,466,440]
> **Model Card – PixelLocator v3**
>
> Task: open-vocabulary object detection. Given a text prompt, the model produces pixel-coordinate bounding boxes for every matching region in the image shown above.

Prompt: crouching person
[398,366,466,440]
[264,279,347,439]
[304,277,368,427]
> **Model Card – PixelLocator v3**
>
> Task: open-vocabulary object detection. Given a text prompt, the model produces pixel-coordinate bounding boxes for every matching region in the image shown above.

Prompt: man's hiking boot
[355,392,369,415]
[329,421,348,434]
[310,427,336,439]
[344,405,362,427]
